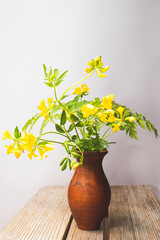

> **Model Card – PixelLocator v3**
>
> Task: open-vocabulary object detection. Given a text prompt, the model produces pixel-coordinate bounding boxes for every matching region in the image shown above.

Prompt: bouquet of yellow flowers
[2,56,158,170]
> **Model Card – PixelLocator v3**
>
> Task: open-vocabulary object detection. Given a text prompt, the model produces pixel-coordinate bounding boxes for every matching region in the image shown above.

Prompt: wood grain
[0,186,71,240]
[109,185,160,240]
[66,218,103,240]
[0,185,159,240]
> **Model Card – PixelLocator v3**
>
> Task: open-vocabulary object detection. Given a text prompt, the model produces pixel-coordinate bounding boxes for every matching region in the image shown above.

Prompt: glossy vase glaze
[68,151,111,230]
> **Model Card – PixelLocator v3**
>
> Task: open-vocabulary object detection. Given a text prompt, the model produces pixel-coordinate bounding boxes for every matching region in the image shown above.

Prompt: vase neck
[79,151,108,168]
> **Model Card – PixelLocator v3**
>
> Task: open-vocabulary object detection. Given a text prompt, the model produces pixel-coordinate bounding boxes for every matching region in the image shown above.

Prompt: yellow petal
[94,56,102,61]
[99,65,109,72]
[2,130,14,140]
[27,152,38,160]
[72,162,80,170]
[125,116,136,122]
[85,67,93,73]
[102,94,115,109]
[74,87,82,95]
[37,100,47,111]
[43,143,54,152]
[5,143,15,154]
[47,98,53,106]
[81,84,89,92]
[96,68,107,78]
[100,113,108,123]
[44,113,49,120]
[88,60,94,66]
[14,149,23,159]
[117,106,124,117]
[108,113,116,122]
[38,152,47,160]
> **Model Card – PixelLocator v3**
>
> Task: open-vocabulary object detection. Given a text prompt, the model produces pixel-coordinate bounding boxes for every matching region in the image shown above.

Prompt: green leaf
[54,69,60,78]
[39,118,50,134]
[49,66,52,76]
[64,142,70,154]
[55,124,65,133]
[55,79,64,87]
[43,82,54,87]
[57,70,68,81]
[76,111,83,119]
[60,109,66,125]
[67,124,74,132]
[43,64,47,77]
[59,157,68,166]
[68,159,72,170]
[95,119,100,131]
[22,114,40,132]
[71,135,77,141]
[70,114,79,122]
[61,95,69,100]
[14,126,21,139]
[61,160,68,171]
[38,141,48,146]
[74,95,80,102]
[146,121,151,132]
[137,119,146,129]
[76,121,84,127]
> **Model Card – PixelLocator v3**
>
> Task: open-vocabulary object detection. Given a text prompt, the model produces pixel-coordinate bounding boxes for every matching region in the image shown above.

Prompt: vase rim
[79,150,108,155]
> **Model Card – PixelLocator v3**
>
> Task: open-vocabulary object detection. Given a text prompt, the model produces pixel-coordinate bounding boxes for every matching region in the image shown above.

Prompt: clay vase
[68,151,111,230]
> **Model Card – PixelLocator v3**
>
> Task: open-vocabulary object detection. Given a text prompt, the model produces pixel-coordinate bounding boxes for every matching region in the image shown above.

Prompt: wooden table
[0,185,159,240]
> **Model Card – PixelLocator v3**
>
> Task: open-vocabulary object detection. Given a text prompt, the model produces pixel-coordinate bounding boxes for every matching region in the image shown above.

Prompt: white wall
[0,0,160,230]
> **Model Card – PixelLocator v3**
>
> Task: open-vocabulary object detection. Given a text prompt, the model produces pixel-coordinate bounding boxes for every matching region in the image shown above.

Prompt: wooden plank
[66,218,103,240]
[109,185,160,240]
[0,186,71,240]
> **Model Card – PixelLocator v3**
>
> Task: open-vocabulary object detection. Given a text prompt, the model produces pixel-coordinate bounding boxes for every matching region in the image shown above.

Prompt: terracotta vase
[68,151,111,230]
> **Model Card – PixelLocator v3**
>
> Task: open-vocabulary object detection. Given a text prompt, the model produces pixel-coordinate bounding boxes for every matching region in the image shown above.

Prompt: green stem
[40,131,68,139]
[39,138,64,145]
[102,126,112,139]
[104,132,115,139]
[60,69,95,100]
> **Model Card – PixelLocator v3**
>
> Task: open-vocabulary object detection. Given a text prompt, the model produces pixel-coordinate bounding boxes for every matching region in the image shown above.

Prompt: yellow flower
[42,143,54,152]
[117,106,124,117]
[37,98,55,120]
[102,94,115,109]
[22,131,37,152]
[72,162,80,170]
[108,113,116,122]
[71,160,80,170]
[97,112,108,123]
[81,104,96,118]
[38,148,47,160]
[125,116,136,122]
[27,151,38,160]
[81,84,89,93]
[113,123,121,132]
[2,130,14,140]
[37,143,54,160]
[85,56,109,78]
[5,143,24,159]
[5,143,15,154]
[74,87,82,95]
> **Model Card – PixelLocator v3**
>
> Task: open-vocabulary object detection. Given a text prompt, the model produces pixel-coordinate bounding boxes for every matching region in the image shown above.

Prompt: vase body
[68,151,111,230]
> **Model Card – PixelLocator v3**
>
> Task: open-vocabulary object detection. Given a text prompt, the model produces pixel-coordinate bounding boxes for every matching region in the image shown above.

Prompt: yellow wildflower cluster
[97,100,136,132]
[80,94,136,134]
[37,98,55,120]
[74,84,89,95]
[2,130,53,160]
[85,56,109,78]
